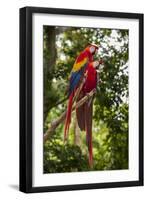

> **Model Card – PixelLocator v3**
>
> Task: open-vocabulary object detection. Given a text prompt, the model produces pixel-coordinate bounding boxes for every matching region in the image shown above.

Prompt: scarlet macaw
[76,60,101,166]
[64,44,101,166]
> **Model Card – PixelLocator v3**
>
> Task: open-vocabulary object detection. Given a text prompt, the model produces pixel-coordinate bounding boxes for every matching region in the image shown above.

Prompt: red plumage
[64,46,94,141]
[64,44,99,167]
[83,63,97,92]
[64,91,74,141]
[76,63,97,167]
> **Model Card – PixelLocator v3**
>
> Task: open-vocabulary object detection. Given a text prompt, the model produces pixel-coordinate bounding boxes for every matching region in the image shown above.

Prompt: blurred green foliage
[43,26,129,173]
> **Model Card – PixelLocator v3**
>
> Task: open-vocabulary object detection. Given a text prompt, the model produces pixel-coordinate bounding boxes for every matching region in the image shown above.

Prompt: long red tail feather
[86,127,93,167]
[64,92,74,141]
[84,101,93,167]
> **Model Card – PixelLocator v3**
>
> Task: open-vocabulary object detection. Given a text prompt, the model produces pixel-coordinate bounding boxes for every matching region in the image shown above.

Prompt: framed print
[19,7,144,193]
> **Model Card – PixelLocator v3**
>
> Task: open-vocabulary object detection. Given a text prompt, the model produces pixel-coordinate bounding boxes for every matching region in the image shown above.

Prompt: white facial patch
[89,46,95,53]
[93,61,99,68]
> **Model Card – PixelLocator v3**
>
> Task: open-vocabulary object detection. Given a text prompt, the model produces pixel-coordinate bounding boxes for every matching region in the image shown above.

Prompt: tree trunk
[43,26,56,123]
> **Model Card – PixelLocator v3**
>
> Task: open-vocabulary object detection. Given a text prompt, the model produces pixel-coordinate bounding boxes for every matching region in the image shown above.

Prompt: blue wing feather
[68,63,87,96]
[69,72,81,95]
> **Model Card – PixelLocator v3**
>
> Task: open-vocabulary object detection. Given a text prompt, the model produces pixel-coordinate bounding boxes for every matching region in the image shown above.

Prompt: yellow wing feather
[72,57,88,72]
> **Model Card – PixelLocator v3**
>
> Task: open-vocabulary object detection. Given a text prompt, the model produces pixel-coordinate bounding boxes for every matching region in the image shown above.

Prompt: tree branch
[43,89,96,142]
